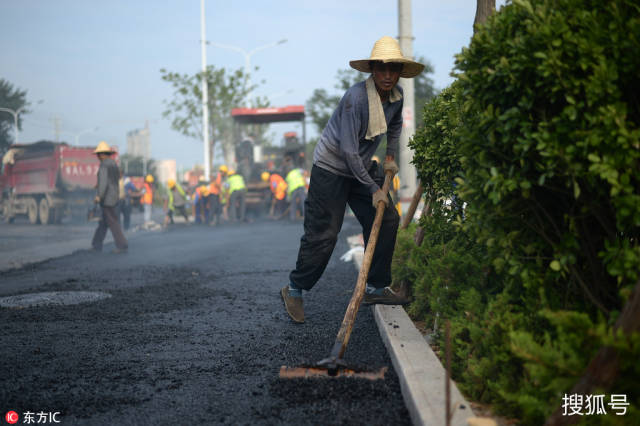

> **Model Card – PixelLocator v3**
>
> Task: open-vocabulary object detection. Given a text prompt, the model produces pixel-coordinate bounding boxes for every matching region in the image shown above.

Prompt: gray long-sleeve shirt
[313,81,403,194]
[96,157,120,207]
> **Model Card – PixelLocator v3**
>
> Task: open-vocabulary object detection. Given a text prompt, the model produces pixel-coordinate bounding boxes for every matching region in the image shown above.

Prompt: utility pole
[200,0,211,178]
[474,0,496,34]
[52,116,62,142]
[398,0,417,206]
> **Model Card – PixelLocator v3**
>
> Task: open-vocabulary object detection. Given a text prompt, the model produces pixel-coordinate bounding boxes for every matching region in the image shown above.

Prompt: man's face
[371,62,402,93]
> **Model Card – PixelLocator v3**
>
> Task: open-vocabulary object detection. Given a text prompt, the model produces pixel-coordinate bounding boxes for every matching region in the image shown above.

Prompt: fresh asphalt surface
[1,218,411,425]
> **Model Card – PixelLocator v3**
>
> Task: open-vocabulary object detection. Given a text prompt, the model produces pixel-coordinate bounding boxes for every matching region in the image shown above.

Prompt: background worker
[140,174,154,224]
[208,165,226,226]
[193,176,208,224]
[281,36,424,323]
[200,184,212,224]
[117,170,126,226]
[284,164,306,221]
[91,141,128,253]
[224,170,247,223]
[121,175,137,230]
[262,171,288,218]
[218,165,230,221]
[163,178,189,227]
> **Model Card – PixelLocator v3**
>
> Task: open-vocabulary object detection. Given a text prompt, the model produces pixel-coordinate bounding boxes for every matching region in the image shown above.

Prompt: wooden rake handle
[330,170,394,360]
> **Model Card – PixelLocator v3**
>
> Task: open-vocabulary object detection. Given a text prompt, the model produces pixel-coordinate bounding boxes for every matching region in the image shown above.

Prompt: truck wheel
[0,202,10,223]
[39,198,53,225]
[27,197,39,224]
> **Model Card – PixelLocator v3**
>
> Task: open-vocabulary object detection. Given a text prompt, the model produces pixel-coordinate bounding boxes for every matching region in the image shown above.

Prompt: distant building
[126,121,150,160]
[155,159,177,185]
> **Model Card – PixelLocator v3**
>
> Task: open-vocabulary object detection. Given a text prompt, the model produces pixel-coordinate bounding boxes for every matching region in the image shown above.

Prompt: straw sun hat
[349,36,424,78]
[93,141,114,154]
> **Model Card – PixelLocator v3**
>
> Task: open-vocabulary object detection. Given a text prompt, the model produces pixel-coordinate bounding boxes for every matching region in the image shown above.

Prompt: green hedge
[399,0,640,423]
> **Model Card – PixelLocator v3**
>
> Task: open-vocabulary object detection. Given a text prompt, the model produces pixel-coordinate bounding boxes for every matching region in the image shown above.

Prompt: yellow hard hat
[200,185,209,196]
[94,141,114,154]
[145,174,154,183]
[228,169,236,175]
[371,155,380,163]
[219,165,228,173]
[167,179,176,188]
[261,172,270,182]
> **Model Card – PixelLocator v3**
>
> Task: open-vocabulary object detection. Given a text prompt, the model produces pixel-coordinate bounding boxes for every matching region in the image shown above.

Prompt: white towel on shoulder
[365,75,402,141]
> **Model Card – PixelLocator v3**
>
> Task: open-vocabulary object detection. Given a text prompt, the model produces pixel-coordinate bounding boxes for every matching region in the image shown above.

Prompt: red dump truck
[0,141,118,224]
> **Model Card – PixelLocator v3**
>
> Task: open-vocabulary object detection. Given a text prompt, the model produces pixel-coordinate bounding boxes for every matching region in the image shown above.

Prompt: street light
[207,38,287,104]
[200,0,211,178]
[0,99,44,144]
[73,127,100,146]
[267,88,294,101]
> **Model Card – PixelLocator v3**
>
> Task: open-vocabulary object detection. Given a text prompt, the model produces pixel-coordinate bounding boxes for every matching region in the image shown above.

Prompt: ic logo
[5,411,19,424]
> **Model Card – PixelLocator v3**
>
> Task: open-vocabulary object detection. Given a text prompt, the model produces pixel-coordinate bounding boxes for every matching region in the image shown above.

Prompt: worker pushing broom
[281,36,424,324]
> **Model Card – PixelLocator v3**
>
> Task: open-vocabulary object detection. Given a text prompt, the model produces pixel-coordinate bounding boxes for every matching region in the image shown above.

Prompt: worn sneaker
[363,287,409,306]
[281,286,304,323]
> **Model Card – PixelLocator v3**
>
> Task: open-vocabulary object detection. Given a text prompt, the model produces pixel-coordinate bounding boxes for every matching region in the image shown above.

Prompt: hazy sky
[1,0,507,169]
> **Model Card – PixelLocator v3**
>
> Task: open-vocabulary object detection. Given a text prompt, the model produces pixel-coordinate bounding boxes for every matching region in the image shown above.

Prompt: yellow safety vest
[227,174,246,195]
[167,184,186,210]
[286,169,306,197]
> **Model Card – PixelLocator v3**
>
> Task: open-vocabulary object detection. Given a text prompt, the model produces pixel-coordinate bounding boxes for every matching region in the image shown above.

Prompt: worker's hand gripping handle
[376,171,394,211]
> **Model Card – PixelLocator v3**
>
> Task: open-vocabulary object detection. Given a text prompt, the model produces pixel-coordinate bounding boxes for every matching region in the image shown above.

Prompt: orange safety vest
[209,172,223,195]
[269,174,287,201]
[141,182,153,205]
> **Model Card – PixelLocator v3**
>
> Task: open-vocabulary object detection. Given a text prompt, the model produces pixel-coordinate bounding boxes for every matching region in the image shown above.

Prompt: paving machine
[230,105,307,215]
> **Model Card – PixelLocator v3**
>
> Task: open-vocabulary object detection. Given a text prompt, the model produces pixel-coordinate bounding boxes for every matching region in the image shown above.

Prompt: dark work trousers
[92,205,128,250]
[118,200,132,230]
[289,187,306,221]
[167,205,189,224]
[289,164,399,290]
[209,194,221,223]
[229,189,247,222]
[195,197,209,224]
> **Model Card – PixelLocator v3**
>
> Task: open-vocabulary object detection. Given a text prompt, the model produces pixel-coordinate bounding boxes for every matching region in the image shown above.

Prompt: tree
[0,79,29,155]
[413,56,437,124]
[160,65,270,168]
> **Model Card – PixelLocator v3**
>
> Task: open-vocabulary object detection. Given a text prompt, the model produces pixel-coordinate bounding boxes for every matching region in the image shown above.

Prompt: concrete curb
[349,239,473,426]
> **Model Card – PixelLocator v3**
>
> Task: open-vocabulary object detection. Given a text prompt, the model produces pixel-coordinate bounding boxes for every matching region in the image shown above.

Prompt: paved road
[0,210,158,271]
[1,218,411,425]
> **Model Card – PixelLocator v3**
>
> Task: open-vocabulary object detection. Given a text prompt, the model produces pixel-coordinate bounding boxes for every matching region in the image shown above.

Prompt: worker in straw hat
[281,36,424,323]
[91,141,128,253]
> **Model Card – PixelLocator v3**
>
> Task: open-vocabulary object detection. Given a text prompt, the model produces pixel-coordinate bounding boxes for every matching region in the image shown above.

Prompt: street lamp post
[200,0,211,178]
[0,106,26,144]
[0,100,44,144]
[207,38,287,105]
[73,127,100,146]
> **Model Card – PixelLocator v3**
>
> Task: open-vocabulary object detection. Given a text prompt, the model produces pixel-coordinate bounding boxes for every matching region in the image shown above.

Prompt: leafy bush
[398,0,640,423]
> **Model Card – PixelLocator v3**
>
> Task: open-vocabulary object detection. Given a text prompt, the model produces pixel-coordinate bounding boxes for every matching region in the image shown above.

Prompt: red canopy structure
[231,105,306,143]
